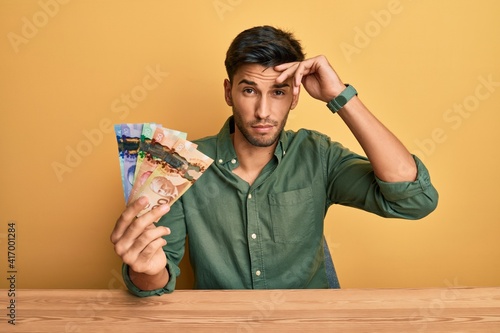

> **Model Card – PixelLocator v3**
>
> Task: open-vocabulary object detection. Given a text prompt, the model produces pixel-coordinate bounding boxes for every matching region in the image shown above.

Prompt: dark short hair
[224,25,305,82]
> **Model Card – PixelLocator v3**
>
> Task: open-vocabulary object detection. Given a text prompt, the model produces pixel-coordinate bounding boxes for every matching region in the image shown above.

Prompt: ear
[290,85,300,110]
[223,79,233,106]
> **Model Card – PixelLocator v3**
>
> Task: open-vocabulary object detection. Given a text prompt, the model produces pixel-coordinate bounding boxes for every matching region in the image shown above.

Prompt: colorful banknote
[127,126,198,204]
[114,123,213,215]
[121,123,143,202]
[133,123,188,183]
[113,124,126,201]
[131,137,213,216]
[132,122,159,183]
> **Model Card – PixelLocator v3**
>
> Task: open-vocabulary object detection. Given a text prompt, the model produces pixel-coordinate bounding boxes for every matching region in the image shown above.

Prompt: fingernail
[159,204,170,213]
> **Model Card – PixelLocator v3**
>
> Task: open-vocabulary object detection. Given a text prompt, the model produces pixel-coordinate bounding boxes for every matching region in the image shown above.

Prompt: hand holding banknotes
[110,197,171,289]
[111,122,213,290]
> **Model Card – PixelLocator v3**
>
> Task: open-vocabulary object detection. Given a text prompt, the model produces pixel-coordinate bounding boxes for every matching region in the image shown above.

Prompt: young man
[110,26,438,296]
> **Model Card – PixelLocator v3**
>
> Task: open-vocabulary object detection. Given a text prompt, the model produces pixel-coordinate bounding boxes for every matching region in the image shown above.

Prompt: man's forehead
[234,63,291,85]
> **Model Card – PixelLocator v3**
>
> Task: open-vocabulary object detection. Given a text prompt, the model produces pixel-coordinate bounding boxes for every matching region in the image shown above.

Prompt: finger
[120,226,170,265]
[276,60,316,95]
[149,203,172,223]
[292,60,318,86]
[137,236,168,263]
[274,61,298,73]
[129,226,170,257]
[115,203,170,249]
[128,238,168,274]
[110,196,150,244]
[274,62,299,84]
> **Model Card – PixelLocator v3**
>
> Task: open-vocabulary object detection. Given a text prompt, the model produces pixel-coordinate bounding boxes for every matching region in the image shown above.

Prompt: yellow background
[1,0,499,290]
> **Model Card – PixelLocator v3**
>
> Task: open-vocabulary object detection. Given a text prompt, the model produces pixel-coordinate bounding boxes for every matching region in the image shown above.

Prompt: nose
[255,95,271,119]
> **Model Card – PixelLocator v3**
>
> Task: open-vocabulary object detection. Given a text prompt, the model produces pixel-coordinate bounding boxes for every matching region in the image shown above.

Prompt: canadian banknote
[113,124,126,202]
[114,123,213,215]
[133,123,188,183]
[127,125,196,205]
[121,123,143,202]
[130,136,213,217]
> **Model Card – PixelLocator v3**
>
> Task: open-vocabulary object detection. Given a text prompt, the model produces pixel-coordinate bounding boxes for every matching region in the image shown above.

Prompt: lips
[252,124,274,133]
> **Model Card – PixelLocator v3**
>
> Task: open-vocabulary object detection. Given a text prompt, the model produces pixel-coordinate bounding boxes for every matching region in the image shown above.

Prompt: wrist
[129,266,170,291]
[322,82,346,102]
[326,84,358,113]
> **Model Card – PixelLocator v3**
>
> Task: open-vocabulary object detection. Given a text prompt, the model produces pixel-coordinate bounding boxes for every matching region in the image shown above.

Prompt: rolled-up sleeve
[121,261,179,297]
[374,155,439,219]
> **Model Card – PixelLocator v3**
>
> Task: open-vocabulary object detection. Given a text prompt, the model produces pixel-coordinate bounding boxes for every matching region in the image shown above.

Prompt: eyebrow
[237,79,290,89]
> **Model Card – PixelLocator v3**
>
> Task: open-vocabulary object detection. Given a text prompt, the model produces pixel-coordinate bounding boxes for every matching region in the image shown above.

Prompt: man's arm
[336,96,417,182]
[275,55,417,183]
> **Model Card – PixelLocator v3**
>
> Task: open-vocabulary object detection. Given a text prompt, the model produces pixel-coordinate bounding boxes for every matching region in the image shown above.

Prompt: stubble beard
[233,110,288,148]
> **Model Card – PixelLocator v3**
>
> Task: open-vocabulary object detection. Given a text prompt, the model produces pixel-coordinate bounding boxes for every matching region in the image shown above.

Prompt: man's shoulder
[193,133,218,145]
[284,128,351,157]
[285,127,332,143]
[192,133,218,154]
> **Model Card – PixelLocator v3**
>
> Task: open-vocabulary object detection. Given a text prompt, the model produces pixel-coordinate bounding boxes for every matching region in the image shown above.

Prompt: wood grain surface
[8,287,500,332]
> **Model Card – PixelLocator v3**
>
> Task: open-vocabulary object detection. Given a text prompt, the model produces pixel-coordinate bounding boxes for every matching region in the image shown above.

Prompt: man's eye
[243,88,255,94]
[274,90,285,96]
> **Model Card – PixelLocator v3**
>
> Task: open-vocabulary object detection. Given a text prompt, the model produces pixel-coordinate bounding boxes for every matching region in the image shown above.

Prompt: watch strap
[326,84,358,113]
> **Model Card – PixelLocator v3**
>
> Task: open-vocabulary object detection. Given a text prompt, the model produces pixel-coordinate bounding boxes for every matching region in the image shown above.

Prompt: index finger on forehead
[274,61,298,71]
[275,62,299,83]
[293,60,318,85]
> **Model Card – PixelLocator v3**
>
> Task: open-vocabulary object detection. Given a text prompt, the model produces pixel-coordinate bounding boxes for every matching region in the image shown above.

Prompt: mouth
[251,124,275,134]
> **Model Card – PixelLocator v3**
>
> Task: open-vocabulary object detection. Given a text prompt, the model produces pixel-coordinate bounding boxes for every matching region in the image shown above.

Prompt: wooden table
[8,287,500,332]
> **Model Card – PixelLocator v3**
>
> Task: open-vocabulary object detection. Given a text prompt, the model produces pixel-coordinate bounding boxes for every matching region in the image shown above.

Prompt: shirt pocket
[268,187,315,243]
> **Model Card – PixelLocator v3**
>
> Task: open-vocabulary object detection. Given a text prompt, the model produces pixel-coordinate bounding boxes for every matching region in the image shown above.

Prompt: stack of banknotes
[114,123,213,216]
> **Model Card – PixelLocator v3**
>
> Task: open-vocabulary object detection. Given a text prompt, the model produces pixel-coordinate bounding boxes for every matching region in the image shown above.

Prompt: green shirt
[123,116,438,296]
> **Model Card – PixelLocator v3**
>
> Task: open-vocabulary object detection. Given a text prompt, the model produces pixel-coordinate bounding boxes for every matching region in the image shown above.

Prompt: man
[110,26,438,296]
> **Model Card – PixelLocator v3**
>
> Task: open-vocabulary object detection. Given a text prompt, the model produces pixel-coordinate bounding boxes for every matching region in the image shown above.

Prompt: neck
[231,132,278,185]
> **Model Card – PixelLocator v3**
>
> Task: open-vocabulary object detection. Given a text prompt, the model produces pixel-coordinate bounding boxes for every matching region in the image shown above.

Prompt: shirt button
[231,158,237,164]
[251,233,257,239]
[248,194,252,199]
[256,270,261,276]
[218,159,223,164]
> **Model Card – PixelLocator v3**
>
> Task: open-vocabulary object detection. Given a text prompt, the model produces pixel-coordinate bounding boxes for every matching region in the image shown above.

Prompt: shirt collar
[215,117,237,165]
[215,116,289,165]
[275,129,288,163]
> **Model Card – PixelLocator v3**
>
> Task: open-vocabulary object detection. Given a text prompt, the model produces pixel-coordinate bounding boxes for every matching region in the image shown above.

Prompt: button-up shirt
[123,116,438,296]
